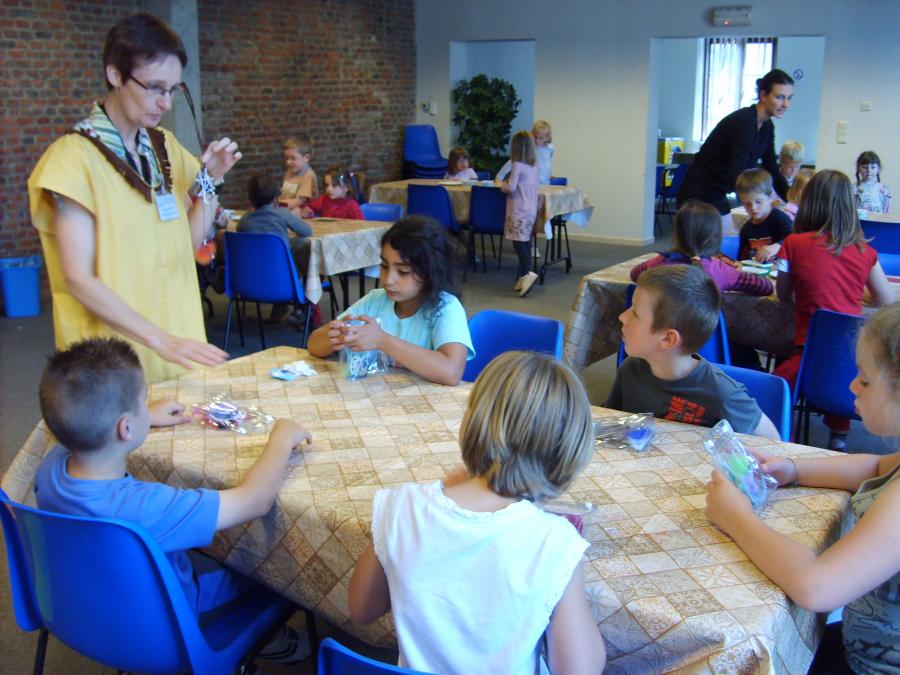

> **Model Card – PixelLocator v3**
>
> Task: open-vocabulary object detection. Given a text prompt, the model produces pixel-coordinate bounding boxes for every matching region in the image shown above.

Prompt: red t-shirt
[777,231,877,345]
[307,195,363,220]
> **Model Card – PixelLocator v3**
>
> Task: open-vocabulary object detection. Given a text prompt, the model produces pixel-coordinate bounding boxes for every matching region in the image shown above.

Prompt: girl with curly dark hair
[307,215,474,385]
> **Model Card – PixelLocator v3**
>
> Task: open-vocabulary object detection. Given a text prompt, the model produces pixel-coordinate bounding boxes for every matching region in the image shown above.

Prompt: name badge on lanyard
[155,189,180,222]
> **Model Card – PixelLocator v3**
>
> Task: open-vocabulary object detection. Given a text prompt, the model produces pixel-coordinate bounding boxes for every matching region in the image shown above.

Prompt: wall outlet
[860,100,872,112]
[836,120,848,144]
[420,100,437,116]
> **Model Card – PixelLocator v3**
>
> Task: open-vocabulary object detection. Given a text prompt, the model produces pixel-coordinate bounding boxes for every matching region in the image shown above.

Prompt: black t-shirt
[678,105,789,213]
[737,208,792,261]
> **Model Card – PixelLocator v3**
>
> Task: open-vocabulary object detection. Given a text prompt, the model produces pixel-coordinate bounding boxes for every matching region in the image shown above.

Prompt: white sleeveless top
[372,481,588,675]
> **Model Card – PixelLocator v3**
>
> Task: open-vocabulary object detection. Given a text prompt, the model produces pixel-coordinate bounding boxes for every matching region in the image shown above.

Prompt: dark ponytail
[756,69,794,97]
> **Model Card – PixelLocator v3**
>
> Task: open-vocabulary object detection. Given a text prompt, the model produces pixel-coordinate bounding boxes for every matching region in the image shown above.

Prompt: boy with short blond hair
[735,168,792,262]
[604,265,779,439]
[778,140,804,186]
[280,134,318,211]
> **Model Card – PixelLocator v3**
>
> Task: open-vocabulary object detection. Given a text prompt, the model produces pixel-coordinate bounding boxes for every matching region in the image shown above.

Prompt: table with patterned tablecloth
[2,347,850,674]
[565,253,898,373]
[227,215,390,305]
[368,178,589,226]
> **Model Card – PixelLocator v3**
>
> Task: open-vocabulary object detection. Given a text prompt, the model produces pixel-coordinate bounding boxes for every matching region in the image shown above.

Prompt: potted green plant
[451,75,521,176]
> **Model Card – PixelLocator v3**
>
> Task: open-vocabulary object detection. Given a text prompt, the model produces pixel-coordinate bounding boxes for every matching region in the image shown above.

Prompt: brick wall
[1,0,416,260]
[199,0,416,208]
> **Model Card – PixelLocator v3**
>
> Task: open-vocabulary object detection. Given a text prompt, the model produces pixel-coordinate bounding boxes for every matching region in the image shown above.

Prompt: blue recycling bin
[1,255,43,318]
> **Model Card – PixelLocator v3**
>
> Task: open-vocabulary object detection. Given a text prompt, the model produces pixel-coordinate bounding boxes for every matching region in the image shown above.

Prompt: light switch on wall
[860,100,872,112]
[837,120,848,144]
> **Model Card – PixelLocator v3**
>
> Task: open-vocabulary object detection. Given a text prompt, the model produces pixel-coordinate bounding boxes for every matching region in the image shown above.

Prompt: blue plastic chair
[616,284,731,367]
[861,218,900,255]
[465,185,506,278]
[361,202,403,222]
[718,364,792,441]
[721,236,740,260]
[224,231,313,350]
[403,125,446,179]
[462,309,565,382]
[654,164,689,236]
[0,488,296,675]
[794,309,864,444]
[318,637,432,674]
[878,252,900,276]
[475,170,492,181]
[406,184,461,233]
[0,488,47,673]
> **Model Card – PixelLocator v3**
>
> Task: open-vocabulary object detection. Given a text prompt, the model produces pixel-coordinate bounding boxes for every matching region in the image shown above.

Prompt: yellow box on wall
[657,137,684,164]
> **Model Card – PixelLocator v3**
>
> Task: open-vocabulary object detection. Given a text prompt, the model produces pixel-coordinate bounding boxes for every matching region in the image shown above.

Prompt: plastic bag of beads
[592,413,655,451]
[539,500,594,535]
[191,394,275,434]
[703,419,778,511]
[340,319,389,380]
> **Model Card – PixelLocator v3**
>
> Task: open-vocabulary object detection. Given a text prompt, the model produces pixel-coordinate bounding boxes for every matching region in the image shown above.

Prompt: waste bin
[0,255,43,318]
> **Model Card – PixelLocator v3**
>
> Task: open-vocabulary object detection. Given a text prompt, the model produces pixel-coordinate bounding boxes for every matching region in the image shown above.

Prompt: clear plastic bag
[191,394,275,434]
[703,419,778,511]
[539,499,594,535]
[593,413,655,451]
[341,319,389,380]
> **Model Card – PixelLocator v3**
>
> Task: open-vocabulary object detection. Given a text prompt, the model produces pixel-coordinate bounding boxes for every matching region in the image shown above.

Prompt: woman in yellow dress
[28,12,237,382]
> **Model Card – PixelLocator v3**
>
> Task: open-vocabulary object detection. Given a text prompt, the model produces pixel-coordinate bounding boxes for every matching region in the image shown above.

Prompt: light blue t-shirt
[34,445,220,615]
[338,289,475,360]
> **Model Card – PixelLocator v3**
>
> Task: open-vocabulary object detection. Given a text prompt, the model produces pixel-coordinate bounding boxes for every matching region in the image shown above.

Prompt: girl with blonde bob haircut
[348,351,605,675]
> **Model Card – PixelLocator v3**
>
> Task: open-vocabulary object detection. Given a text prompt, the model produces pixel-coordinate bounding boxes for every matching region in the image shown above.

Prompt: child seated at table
[706,303,900,674]
[307,215,474,385]
[300,165,363,220]
[596,265,779,439]
[631,200,774,296]
[736,168,793,262]
[444,146,479,181]
[33,337,313,662]
[279,135,318,213]
[348,351,606,675]
[778,168,814,221]
[238,173,314,324]
[778,140,804,188]
[773,169,892,450]
[854,150,892,214]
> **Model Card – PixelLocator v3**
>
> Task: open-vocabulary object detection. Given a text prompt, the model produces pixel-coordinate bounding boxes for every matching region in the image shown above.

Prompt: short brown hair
[39,338,145,452]
[103,13,187,91]
[735,168,774,197]
[447,147,471,174]
[509,130,536,166]
[285,134,312,156]
[323,165,356,199]
[460,352,593,501]
[637,265,721,354]
[793,169,864,254]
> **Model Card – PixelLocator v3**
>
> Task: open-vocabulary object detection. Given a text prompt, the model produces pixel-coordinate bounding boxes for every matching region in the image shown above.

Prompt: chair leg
[304,608,319,670]
[32,628,48,675]
[301,303,313,348]
[562,221,572,272]
[256,303,266,350]
[480,234,487,273]
[224,299,234,351]
[236,298,246,348]
[489,234,496,259]
[358,269,366,300]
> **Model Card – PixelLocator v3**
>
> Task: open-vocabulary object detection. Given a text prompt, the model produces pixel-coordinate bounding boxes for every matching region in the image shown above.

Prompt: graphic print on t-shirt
[748,237,773,252]
[664,396,707,425]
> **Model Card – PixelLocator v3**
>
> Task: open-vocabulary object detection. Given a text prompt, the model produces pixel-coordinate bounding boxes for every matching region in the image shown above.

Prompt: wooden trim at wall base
[536,232,654,246]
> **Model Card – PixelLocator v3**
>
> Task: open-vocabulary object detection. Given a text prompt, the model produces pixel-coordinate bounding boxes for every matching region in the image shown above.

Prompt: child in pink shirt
[501,131,539,298]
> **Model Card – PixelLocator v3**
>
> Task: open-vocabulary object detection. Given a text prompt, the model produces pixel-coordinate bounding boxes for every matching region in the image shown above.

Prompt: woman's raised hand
[202,137,242,182]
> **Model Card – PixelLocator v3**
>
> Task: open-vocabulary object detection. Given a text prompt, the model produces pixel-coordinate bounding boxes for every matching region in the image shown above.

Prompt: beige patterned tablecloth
[226,216,389,304]
[2,347,849,674]
[368,179,588,226]
[731,206,900,231]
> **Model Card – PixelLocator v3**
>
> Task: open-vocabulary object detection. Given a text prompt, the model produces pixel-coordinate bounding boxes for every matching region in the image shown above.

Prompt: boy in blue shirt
[596,265,780,439]
[34,337,312,662]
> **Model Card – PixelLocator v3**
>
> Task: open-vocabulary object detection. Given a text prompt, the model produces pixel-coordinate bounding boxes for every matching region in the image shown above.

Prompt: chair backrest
[467,185,506,235]
[0,490,204,673]
[878,252,900,276]
[721,236,740,261]
[659,164,689,198]
[0,489,43,633]
[654,166,666,198]
[406,184,459,232]
[795,309,865,418]
[361,202,403,222]
[462,309,565,382]
[717,365,792,441]
[617,283,731,367]
[350,172,367,205]
[318,637,432,674]
[549,176,568,186]
[225,231,305,304]
[403,125,443,164]
[475,170,492,181]
[861,219,900,255]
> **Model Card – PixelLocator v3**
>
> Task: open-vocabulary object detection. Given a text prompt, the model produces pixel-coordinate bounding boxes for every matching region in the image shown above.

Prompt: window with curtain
[701,37,776,140]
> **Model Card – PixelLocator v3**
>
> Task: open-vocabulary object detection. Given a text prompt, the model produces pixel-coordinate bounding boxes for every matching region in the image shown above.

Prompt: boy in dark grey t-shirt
[604,265,779,439]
